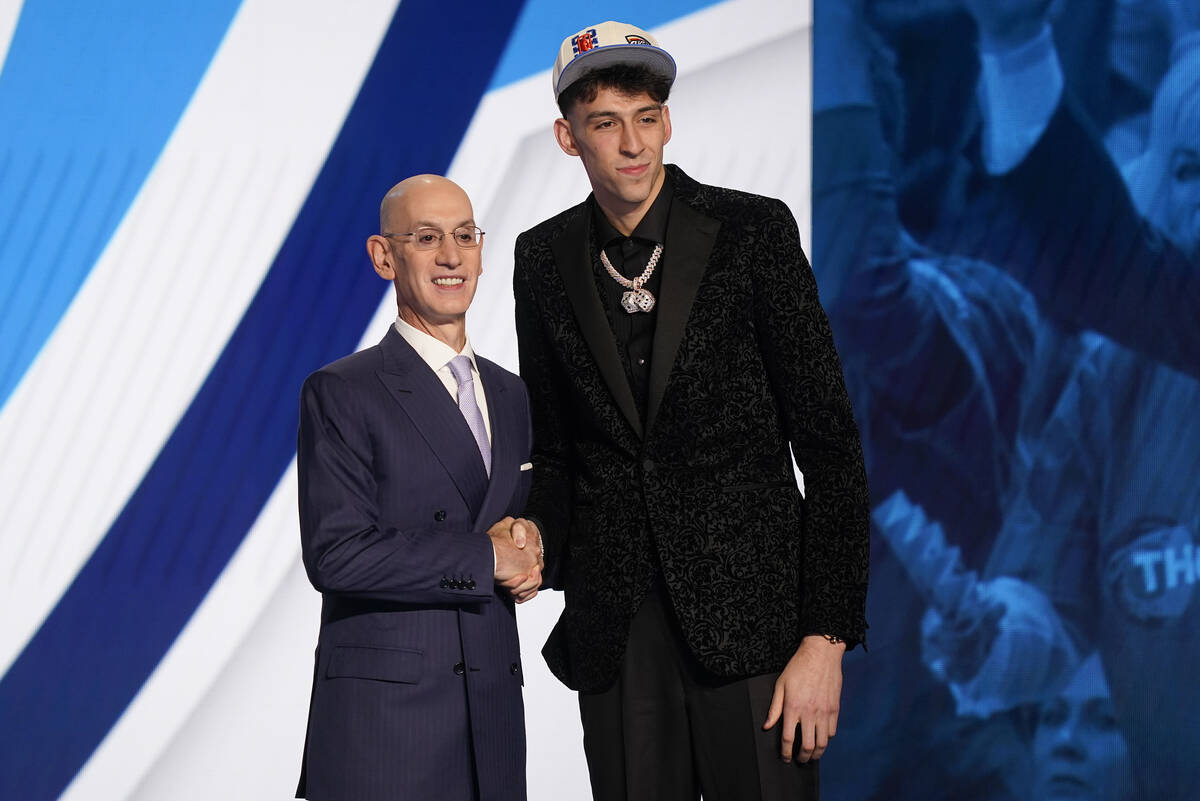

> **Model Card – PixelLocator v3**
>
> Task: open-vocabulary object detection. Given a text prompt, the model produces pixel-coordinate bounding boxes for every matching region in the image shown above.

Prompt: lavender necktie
[448,355,491,475]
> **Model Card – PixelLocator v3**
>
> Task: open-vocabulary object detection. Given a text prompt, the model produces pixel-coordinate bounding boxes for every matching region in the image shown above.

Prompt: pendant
[621,287,656,314]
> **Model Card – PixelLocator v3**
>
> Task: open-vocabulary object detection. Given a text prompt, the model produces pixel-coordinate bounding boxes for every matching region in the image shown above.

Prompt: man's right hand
[488,517,542,603]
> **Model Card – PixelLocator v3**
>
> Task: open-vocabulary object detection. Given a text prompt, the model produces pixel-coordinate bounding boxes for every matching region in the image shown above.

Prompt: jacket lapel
[646,195,720,432]
[374,329,489,519]
[551,207,644,438]
[471,359,518,531]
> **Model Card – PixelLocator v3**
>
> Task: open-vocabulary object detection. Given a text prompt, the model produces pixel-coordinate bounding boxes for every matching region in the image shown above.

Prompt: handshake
[487,517,543,604]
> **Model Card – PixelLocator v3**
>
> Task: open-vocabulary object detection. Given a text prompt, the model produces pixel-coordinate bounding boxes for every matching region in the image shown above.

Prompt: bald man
[296,175,540,801]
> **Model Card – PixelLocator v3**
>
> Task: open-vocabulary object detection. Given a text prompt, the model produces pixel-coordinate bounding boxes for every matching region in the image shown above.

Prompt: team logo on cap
[572,29,598,57]
[625,35,651,45]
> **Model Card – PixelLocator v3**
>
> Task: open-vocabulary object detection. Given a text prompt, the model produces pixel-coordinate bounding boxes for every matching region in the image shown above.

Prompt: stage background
[0,1,810,799]
[4,1,1193,799]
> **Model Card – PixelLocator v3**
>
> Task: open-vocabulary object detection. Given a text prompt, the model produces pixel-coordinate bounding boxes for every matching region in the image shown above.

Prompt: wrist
[802,633,848,652]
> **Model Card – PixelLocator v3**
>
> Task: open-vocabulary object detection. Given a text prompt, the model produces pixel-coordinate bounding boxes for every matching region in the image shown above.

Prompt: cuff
[977,23,1063,174]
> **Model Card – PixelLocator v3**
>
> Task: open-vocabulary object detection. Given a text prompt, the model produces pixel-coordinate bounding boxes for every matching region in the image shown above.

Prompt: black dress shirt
[591,175,673,418]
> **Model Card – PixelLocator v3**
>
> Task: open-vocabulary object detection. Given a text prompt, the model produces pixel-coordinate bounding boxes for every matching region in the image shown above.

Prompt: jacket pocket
[325,645,423,684]
[720,480,793,493]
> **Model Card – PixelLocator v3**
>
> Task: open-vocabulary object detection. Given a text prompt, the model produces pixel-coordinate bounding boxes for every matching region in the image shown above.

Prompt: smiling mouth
[433,277,465,286]
[1045,774,1090,793]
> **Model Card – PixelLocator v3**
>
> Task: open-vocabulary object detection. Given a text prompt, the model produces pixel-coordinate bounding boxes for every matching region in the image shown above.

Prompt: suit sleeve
[297,370,495,604]
[513,233,571,589]
[970,97,1200,378]
[753,199,871,649]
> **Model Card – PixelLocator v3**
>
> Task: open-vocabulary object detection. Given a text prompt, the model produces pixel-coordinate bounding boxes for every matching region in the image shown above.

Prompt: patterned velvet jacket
[513,165,869,693]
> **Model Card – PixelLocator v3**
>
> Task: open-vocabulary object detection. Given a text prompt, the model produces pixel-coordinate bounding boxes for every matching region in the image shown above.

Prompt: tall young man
[513,22,871,800]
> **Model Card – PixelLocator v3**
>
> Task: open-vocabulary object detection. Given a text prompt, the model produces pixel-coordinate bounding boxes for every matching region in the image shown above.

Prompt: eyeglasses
[382,226,485,250]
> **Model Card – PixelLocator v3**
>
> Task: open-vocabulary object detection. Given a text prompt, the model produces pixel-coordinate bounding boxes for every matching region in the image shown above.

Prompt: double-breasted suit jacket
[296,327,531,801]
[513,165,870,693]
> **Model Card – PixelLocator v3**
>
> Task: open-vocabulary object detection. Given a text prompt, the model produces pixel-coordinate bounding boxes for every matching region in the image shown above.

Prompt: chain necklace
[600,242,662,314]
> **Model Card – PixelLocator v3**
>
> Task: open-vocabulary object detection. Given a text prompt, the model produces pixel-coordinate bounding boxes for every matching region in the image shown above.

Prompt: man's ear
[366,235,396,281]
[662,104,672,147]
[554,117,579,157]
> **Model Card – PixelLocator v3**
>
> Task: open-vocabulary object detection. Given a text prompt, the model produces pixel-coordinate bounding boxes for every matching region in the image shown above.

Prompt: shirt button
[643,459,656,473]
[434,510,447,522]
[637,358,645,365]
[453,662,466,676]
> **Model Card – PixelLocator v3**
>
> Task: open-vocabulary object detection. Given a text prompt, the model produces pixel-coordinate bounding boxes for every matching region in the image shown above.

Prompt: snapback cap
[552,21,676,101]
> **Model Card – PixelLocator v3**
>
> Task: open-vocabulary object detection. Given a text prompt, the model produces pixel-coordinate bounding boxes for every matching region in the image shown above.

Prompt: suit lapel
[551,208,644,438]
[374,329,489,519]
[471,359,518,531]
[646,197,720,432]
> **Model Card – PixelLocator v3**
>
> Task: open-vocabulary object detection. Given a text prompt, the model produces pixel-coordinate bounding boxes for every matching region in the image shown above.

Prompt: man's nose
[436,233,462,265]
[620,125,643,156]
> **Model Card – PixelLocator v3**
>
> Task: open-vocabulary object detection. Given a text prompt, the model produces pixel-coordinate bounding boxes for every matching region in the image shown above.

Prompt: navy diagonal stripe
[0,1,526,797]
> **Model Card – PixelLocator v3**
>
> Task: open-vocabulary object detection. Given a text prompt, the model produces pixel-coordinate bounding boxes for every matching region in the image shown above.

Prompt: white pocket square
[519,462,533,471]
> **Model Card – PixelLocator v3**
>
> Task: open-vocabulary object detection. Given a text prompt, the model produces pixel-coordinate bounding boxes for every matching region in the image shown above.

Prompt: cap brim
[555,44,676,99]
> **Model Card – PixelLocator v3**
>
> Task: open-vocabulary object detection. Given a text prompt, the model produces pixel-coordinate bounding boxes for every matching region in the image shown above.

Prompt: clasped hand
[487,516,543,603]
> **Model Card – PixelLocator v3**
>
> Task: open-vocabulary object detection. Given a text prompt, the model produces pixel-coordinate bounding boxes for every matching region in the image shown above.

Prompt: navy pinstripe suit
[296,326,531,801]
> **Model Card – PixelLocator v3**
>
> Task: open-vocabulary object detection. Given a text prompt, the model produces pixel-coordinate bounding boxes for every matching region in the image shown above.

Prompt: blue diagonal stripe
[0,0,242,410]
[0,1,527,797]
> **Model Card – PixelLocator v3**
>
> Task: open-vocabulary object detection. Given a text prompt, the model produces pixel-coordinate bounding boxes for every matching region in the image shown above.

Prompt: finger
[763,682,784,730]
[516,581,537,599]
[828,709,839,739]
[810,718,829,762]
[510,570,541,596]
[500,573,530,590]
[780,710,796,763]
[794,710,816,763]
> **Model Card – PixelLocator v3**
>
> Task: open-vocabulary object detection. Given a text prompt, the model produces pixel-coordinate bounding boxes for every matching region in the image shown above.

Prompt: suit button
[434,510,447,522]
[439,577,449,588]
[467,578,476,590]
[642,459,656,472]
[510,663,520,675]
[453,662,466,676]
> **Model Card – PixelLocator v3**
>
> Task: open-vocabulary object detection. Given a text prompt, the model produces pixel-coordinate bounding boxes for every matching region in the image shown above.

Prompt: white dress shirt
[394,316,492,443]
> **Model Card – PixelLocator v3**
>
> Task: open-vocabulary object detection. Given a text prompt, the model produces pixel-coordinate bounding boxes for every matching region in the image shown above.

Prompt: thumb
[763,683,784,730]
[512,520,528,548]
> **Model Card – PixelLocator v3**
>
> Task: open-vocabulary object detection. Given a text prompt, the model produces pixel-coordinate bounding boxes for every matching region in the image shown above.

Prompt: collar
[393,316,478,376]
[592,169,674,248]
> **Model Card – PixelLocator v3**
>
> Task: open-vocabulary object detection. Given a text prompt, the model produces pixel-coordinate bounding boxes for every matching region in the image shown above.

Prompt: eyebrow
[584,104,663,121]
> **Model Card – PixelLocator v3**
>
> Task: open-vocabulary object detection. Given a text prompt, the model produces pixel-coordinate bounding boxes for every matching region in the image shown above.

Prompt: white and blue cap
[552,21,677,101]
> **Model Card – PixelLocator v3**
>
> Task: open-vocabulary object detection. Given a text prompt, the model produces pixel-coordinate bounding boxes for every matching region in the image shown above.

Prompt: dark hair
[557,63,673,117]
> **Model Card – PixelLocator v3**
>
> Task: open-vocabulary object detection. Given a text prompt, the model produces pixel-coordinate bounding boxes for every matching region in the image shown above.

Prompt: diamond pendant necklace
[601,242,662,314]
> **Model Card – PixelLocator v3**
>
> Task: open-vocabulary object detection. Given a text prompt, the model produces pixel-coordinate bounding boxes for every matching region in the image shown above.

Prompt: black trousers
[578,591,819,801]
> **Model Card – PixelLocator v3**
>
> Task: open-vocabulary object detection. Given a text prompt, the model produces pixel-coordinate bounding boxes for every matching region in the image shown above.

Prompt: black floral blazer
[513,164,869,692]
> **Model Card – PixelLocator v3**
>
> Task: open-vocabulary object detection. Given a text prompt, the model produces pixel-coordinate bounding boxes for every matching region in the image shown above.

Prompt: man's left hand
[762,635,847,763]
